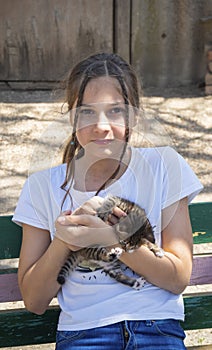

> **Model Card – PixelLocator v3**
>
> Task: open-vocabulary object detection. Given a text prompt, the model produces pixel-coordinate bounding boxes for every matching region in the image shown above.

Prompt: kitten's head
[114,210,155,250]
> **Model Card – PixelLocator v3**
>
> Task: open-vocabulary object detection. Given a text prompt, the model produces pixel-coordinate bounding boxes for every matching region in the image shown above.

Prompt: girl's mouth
[93,139,113,145]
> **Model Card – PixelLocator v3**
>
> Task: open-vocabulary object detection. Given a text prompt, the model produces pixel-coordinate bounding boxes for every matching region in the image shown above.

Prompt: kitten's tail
[57,254,79,285]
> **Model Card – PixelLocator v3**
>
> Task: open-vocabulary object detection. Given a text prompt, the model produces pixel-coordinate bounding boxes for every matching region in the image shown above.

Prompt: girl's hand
[55,212,118,248]
[72,196,104,216]
[54,196,123,249]
[72,196,126,225]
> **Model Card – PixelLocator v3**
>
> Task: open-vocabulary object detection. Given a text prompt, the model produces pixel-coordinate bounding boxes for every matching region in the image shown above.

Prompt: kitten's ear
[114,213,137,240]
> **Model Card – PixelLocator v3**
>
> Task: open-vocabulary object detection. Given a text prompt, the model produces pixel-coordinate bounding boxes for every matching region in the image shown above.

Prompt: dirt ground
[0,86,211,349]
[1,86,211,215]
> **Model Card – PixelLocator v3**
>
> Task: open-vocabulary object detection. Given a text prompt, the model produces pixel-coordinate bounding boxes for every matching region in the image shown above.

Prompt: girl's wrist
[53,236,81,252]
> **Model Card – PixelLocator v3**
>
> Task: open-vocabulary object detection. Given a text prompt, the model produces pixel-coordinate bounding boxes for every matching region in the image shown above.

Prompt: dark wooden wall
[131,0,212,87]
[0,0,211,87]
[0,0,114,81]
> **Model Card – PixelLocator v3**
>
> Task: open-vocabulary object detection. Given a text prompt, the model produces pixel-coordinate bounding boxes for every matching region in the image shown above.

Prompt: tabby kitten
[57,196,164,289]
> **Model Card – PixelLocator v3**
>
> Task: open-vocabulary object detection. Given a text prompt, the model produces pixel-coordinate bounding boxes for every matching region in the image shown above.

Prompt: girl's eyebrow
[80,104,92,107]
[80,102,124,107]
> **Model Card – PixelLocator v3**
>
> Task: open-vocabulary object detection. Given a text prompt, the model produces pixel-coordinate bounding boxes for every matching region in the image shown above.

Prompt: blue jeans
[56,319,186,349]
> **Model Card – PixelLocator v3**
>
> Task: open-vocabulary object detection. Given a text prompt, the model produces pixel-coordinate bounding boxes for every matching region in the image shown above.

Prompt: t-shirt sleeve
[161,147,203,209]
[12,172,49,230]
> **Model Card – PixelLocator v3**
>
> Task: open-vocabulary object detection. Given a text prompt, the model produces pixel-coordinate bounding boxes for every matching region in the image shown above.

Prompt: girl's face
[75,77,127,159]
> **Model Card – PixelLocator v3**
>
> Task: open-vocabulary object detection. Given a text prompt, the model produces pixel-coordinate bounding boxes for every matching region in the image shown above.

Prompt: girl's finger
[112,206,127,218]
[56,211,102,227]
[107,213,119,225]
[61,210,72,216]
[68,214,107,228]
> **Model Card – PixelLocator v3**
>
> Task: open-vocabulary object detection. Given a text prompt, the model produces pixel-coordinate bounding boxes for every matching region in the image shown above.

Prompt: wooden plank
[131,1,208,87]
[0,202,211,261]
[0,216,22,259]
[7,81,59,90]
[189,203,212,244]
[183,295,212,330]
[190,256,212,285]
[193,243,212,255]
[0,257,19,273]
[0,307,60,347]
[0,255,210,302]
[193,231,212,244]
[0,273,21,302]
[0,202,211,347]
[0,0,113,81]
[114,0,131,62]
[0,296,211,348]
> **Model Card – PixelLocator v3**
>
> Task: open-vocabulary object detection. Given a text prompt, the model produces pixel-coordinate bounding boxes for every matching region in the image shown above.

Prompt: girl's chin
[86,139,125,149]
[84,143,125,159]
[86,148,114,158]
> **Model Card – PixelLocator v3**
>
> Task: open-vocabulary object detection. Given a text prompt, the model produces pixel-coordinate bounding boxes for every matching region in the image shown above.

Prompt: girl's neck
[73,147,131,192]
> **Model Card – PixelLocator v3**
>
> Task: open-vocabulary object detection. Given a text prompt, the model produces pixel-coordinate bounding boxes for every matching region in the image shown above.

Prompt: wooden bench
[0,202,211,349]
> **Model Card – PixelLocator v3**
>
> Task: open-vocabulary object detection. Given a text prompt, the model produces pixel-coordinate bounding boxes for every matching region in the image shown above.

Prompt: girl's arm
[18,224,72,315]
[18,198,119,315]
[119,197,193,294]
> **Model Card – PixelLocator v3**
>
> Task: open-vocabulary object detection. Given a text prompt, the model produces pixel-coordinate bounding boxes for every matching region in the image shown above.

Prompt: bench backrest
[0,202,211,347]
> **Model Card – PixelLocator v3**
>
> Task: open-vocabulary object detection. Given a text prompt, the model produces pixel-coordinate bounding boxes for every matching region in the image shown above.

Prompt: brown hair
[61,52,141,209]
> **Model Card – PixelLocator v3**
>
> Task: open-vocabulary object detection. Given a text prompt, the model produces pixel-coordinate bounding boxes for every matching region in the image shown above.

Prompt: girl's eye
[111,107,121,114]
[107,107,126,118]
[79,108,96,117]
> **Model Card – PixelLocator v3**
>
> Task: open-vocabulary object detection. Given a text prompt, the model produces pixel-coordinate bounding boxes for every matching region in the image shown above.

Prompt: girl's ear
[70,99,78,126]
[128,106,138,129]
[70,109,76,126]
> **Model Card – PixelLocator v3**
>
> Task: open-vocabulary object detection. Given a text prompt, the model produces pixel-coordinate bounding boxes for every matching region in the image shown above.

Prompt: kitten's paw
[107,247,123,261]
[133,277,146,290]
[155,249,165,258]
[112,247,123,258]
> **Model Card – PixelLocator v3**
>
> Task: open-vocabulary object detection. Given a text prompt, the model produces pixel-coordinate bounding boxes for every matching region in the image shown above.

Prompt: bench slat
[183,295,212,330]
[0,307,59,347]
[0,295,211,348]
[0,216,22,259]
[189,203,212,244]
[0,255,211,303]
[190,256,212,285]
[0,273,21,302]
[0,203,211,348]
[0,203,211,259]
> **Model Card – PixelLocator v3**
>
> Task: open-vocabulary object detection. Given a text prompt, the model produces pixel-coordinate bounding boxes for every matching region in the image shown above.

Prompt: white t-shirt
[13,147,203,331]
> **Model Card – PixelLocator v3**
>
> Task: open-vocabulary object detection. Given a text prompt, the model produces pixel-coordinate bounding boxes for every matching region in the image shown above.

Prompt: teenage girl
[13,52,203,349]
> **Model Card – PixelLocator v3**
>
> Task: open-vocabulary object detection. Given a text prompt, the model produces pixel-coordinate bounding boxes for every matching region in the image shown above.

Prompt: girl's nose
[94,111,111,131]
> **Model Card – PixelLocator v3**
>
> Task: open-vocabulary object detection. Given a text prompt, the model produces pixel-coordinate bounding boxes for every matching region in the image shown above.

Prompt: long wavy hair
[60,52,141,209]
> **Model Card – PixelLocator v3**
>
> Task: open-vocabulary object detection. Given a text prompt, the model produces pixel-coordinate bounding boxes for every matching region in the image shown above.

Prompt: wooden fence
[0,0,211,88]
